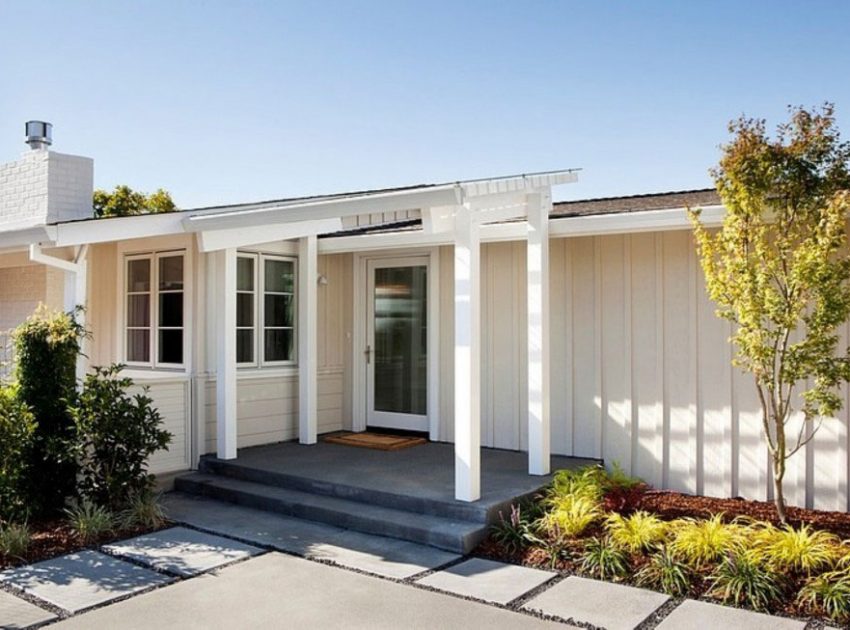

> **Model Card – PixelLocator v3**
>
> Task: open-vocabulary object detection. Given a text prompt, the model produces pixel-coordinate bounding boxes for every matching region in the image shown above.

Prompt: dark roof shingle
[552,188,720,218]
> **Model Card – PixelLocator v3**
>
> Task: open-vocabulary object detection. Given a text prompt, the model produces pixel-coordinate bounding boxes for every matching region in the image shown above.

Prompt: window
[236,253,296,366]
[125,252,185,367]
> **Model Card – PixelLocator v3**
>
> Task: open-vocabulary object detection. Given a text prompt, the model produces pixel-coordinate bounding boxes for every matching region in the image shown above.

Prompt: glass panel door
[366,258,429,432]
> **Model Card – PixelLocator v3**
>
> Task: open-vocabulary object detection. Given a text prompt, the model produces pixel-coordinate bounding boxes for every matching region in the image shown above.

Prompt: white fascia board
[549,205,725,238]
[0,225,56,249]
[317,205,727,253]
[460,170,578,197]
[184,186,462,232]
[54,213,186,247]
[197,218,343,252]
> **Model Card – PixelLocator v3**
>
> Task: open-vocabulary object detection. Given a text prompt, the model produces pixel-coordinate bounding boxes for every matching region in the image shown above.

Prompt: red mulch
[634,489,850,539]
[0,520,171,570]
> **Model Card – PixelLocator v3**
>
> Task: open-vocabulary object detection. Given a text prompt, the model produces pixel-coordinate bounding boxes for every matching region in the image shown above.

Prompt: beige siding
[136,379,192,474]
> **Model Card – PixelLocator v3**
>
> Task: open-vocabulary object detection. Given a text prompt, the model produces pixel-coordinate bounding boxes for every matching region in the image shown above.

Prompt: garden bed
[474,466,850,625]
[0,518,172,570]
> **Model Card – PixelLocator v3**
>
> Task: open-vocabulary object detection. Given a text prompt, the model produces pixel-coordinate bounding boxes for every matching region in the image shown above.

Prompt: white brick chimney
[0,122,94,232]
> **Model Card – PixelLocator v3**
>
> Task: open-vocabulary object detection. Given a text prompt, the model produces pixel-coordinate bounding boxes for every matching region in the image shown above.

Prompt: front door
[366,257,429,432]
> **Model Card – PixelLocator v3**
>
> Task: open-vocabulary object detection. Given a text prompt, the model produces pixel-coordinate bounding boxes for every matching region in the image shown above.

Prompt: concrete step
[198,457,492,524]
[175,473,490,554]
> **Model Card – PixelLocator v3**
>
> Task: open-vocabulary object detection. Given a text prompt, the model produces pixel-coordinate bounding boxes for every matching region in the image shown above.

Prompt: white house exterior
[0,128,848,511]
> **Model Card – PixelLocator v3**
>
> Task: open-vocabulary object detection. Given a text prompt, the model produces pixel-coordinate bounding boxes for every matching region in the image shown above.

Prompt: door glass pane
[373,266,427,415]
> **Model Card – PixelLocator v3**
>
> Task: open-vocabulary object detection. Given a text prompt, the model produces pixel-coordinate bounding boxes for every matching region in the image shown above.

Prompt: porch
[175,440,599,552]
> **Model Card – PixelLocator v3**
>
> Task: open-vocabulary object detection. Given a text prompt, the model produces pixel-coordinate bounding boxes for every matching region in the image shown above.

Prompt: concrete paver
[0,550,173,614]
[655,599,807,630]
[0,589,55,629]
[51,552,574,629]
[416,557,555,605]
[522,576,668,630]
[103,526,262,577]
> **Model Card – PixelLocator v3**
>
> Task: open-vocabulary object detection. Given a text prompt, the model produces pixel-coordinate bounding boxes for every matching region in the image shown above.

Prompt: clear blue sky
[1,1,848,208]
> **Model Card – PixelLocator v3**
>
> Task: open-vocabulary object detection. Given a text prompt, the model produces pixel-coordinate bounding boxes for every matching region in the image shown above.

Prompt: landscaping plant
[752,523,839,573]
[635,547,693,597]
[0,522,30,559]
[0,386,36,522]
[120,490,167,530]
[492,503,536,555]
[65,499,116,545]
[668,514,746,567]
[13,306,86,516]
[708,551,783,612]
[690,104,850,524]
[605,511,667,553]
[797,569,850,623]
[579,536,629,581]
[68,365,172,510]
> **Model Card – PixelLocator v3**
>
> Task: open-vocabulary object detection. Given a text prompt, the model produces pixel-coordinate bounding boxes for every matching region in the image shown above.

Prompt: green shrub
[635,547,692,596]
[580,536,629,581]
[797,569,850,623]
[0,522,30,559]
[752,523,839,573]
[68,365,172,510]
[13,306,85,515]
[65,499,115,544]
[120,491,167,530]
[668,514,747,567]
[0,387,36,522]
[707,552,782,611]
[605,511,668,553]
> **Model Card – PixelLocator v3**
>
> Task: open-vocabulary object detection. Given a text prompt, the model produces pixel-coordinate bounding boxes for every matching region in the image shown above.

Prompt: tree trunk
[772,463,788,524]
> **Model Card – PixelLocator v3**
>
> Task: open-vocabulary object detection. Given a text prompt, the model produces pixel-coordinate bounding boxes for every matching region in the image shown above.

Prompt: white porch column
[62,247,88,383]
[527,191,551,475]
[216,248,238,460]
[298,235,318,444]
[454,205,481,501]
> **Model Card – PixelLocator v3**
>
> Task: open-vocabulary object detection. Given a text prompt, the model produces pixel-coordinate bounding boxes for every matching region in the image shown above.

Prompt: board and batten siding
[436,234,848,511]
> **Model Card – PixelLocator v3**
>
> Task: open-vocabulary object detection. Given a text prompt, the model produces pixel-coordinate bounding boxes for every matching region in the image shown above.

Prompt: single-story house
[0,123,847,514]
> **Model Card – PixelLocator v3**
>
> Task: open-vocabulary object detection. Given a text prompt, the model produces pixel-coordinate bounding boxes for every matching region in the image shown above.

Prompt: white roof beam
[196,218,342,253]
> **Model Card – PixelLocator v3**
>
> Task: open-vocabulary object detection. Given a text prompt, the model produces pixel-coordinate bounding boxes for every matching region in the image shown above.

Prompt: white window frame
[236,251,298,369]
[122,248,188,370]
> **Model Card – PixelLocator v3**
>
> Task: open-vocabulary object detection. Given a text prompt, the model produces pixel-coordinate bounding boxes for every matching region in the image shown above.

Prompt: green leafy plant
[580,536,629,581]
[0,386,36,522]
[119,491,167,530]
[798,569,850,623]
[752,523,839,573]
[542,495,602,538]
[605,511,668,553]
[635,547,693,597]
[492,503,535,555]
[690,104,850,523]
[68,365,172,510]
[0,522,30,559]
[708,552,782,611]
[668,514,746,567]
[14,306,86,515]
[549,466,607,504]
[65,499,115,545]
[93,185,176,217]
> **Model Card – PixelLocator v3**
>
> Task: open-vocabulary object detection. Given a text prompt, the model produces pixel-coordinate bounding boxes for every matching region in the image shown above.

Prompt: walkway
[0,493,823,629]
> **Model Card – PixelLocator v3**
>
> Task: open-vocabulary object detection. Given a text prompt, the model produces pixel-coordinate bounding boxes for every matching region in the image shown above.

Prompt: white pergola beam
[454,205,481,502]
[196,218,342,253]
[298,235,318,444]
[216,248,238,460]
[527,192,551,475]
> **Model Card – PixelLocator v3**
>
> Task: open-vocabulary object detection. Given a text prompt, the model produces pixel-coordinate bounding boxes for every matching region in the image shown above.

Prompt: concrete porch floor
[200,439,599,511]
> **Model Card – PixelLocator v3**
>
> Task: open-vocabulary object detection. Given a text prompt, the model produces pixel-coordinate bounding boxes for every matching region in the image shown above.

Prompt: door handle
[365,345,371,364]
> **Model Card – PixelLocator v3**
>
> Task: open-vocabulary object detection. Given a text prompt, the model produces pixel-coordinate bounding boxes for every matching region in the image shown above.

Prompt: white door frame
[352,247,440,440]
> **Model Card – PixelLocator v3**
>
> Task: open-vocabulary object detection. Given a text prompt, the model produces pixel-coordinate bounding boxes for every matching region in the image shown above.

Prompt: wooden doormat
[324,432,427,451]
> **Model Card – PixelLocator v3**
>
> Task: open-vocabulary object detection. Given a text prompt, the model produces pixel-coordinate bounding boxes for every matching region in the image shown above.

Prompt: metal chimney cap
[25,120,52,150]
